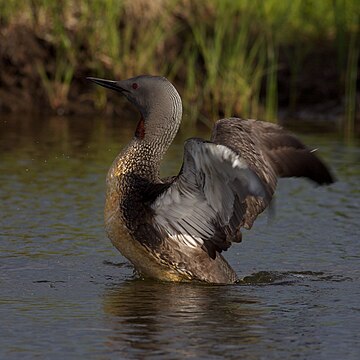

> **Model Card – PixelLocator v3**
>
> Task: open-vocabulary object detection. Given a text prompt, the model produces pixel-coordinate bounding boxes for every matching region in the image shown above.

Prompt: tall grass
[35,0,76,111]
[332,0,360,137]
[73,0,177,107]
[0,0,358,127]
[186,0,265,122]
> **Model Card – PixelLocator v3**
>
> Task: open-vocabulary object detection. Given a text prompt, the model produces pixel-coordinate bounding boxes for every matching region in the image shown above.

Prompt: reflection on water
[1,114,360,359]
[103,281,263,358]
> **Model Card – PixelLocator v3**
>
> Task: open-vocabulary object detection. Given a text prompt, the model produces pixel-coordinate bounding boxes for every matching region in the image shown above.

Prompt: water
[1,115,359,359]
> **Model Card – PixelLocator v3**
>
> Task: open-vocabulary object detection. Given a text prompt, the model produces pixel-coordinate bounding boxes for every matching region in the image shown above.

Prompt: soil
[0,24,359,127]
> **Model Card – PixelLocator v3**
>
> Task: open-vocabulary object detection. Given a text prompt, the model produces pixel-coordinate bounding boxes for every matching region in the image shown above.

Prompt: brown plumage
[87,75,335,284]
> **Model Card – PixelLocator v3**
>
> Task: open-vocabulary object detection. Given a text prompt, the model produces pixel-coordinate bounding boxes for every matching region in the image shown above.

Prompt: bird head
[87,75,182,144]
[87,75,175,118]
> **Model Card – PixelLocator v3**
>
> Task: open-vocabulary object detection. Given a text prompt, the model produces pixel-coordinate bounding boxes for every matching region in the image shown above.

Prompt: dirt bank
[0,23,358,125]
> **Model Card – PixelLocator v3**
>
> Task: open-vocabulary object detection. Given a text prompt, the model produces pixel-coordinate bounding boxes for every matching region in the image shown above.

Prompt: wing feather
[151,138,269,258]
[211,118,335,228]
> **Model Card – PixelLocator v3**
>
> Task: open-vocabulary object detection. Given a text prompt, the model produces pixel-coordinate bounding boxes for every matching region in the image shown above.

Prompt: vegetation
[0,0,359,129]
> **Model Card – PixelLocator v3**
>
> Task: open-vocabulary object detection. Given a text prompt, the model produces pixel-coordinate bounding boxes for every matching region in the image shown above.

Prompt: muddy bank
[0,25,94,115]
[0,24,358,125]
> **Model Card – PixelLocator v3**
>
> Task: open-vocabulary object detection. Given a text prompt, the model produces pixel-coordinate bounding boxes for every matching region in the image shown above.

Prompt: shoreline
[0,12,359,129]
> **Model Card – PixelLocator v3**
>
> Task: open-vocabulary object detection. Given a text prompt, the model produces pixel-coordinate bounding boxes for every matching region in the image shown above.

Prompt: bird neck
[109,83,182,182]
[144,108,181,152]
[143,80,182,154]
[113,86,182,182]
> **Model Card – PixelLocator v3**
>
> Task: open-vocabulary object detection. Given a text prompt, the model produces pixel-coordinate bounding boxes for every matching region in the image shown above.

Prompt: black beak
[86,77,128,93]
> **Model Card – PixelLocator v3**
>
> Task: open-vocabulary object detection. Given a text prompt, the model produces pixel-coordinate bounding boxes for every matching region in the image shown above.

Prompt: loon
[88,75,334,284]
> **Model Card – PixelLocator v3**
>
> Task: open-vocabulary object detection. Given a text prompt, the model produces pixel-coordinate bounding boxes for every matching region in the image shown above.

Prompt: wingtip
[311,165,336,186]
[320,172,336,185]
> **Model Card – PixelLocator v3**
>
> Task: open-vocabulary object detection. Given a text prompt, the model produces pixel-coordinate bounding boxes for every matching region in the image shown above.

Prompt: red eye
[132,83,138,90]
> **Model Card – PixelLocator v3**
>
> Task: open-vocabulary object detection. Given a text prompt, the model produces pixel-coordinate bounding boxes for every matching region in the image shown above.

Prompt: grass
[34,1,76,111]
[332,0,360,137]
[0,0,359,128]
[344,21,359,139]
[185,1,266,122]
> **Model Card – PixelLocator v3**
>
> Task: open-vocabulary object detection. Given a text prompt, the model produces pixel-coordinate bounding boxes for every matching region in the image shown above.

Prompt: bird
[87,75,334,284]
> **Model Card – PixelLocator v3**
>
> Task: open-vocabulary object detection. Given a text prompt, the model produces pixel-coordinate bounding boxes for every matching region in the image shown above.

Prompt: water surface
[1,115,359,359]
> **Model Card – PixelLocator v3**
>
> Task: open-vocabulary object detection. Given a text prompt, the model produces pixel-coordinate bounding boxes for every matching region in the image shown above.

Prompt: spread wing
[150,118,334,259]
[211,118,335,228]
[150,138,270,258]
[211,118,335,186]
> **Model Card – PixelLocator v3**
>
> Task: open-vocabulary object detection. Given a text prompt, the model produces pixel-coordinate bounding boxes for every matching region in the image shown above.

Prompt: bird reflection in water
[102,280,266,358]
